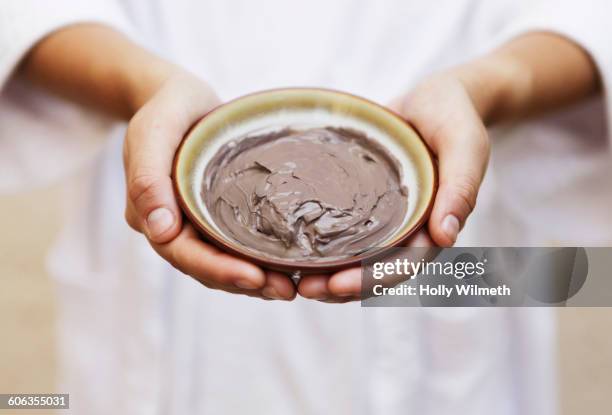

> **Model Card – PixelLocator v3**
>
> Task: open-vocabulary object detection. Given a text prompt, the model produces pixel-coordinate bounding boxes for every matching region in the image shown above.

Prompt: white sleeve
[0,0,134,193]
[496,0,612,139]
[0,0,134,87]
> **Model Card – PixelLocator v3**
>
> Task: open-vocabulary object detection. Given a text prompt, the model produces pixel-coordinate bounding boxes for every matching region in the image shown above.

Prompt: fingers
[262,271,297,301]
[152,224,266,289]
[328,268,362,298]
[297,274,333,300]
[150,224,296,300]
[298,269,361,302]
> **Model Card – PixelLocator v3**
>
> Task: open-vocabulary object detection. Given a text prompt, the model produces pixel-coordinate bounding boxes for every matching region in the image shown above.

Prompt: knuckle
[124,208,141,232]
[450,177,479,214]
[128,173,163,208]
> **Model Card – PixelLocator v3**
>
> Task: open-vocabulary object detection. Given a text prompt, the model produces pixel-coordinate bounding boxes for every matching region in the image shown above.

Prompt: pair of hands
[123,71,490,302]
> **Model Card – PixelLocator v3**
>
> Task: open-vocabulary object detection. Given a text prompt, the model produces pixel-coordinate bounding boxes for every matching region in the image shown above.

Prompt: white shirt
[2,1,611,414]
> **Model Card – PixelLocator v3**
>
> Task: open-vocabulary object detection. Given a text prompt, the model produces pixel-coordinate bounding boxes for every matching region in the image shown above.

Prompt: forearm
[455,32,601,126]
[17,23,178,120]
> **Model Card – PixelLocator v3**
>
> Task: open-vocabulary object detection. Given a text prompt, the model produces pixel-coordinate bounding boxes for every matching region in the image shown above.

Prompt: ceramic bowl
[173,88,437,273]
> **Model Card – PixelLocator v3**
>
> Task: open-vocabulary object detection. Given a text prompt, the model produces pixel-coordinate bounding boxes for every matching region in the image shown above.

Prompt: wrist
[451,54,532,126]
[121,56,181,117]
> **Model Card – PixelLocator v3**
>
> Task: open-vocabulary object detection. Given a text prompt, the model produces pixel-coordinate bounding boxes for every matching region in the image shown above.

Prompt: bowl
[172,88,437,273]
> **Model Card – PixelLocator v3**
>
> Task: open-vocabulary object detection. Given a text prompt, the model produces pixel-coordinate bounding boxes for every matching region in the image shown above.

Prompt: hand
[298,72,490,302]
[123,71,296,301]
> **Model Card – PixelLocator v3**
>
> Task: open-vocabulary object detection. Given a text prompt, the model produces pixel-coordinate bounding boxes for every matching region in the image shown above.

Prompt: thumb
[126,172,183,244]
[124,73,221,244]
[427,125,489,246]
[390,78,490,247]
[124,112,186,244]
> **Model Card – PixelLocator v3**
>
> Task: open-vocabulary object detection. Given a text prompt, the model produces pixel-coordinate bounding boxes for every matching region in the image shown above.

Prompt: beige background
[1,185,611,414]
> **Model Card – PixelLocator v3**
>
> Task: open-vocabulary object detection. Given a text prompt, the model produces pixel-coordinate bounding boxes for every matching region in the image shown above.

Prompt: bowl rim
[172,87,438,273]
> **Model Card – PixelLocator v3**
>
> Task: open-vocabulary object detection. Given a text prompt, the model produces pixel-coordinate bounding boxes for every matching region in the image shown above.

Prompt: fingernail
[235,279,258,290]
[262,287,283,300]
[441,214,460,243]
[146,207,174,239]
